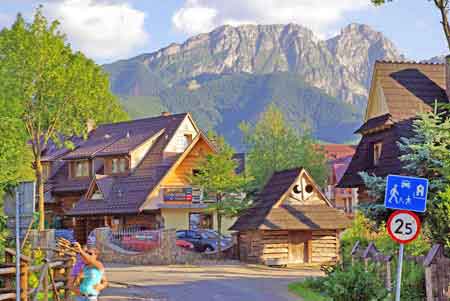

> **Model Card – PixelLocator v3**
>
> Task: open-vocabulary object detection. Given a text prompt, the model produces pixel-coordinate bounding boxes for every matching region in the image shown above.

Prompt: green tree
[190,133,249,255]
[0,8,128,230]
[240,103,327,189]
[372,0,450,51]
[360,108,450,253]
[0,118,34,195]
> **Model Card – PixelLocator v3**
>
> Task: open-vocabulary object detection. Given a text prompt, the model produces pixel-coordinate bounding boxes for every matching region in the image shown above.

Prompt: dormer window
[112,157,128,174]
[73,160,90,178]
[91,189,103,200]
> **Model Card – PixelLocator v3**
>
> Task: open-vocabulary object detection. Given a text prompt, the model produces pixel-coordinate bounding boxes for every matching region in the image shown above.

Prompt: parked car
[176,229,233,253]
[120,230,194,251]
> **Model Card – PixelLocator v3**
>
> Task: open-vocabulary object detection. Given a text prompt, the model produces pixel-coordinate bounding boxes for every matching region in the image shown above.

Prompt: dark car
[176,229,233,253]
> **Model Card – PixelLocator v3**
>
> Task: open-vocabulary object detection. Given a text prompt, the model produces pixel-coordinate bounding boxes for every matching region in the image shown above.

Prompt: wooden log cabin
[230,167,351,265]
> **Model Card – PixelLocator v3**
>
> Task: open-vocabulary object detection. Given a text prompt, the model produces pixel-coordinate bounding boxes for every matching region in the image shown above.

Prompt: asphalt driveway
[100,263,323,301]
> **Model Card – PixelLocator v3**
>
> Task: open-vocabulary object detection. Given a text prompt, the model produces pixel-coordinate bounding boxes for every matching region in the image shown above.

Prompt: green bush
[323,263,389,301]
[288,278,330,301]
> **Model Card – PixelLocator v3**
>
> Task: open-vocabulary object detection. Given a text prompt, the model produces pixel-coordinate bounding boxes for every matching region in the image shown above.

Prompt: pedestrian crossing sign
[384,174,428,212]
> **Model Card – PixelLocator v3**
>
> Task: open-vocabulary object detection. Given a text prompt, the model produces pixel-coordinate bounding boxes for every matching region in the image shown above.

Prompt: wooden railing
[351,241,450,301]
[0,239,76,301]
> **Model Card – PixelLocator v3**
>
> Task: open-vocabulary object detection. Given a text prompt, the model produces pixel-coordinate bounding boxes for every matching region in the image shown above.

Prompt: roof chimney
[446,55,450,100]
[161,111,171,117]
[87,119,96,133]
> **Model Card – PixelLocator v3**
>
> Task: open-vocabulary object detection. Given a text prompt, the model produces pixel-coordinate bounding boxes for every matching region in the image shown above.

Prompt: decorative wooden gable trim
[84,176,107,201]
[274,168,332,208]
[365,69,390,122]
[138,132,216,211]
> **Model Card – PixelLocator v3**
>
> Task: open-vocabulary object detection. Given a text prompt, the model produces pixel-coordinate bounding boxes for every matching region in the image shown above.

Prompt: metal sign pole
[395,243,404,301]
[15,187,21,301]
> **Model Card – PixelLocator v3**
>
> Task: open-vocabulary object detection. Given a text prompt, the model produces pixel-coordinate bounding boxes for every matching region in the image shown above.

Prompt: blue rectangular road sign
[384,175,428,212]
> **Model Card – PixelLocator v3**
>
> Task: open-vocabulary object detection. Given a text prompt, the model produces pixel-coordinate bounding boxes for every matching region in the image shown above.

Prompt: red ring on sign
[386,210,421,244]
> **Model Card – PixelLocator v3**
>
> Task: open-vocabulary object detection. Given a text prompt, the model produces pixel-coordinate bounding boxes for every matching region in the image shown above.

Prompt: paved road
[100,264,323,301]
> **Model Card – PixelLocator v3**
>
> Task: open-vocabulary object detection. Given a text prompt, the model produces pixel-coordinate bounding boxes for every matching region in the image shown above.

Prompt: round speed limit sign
[387,210,421,244]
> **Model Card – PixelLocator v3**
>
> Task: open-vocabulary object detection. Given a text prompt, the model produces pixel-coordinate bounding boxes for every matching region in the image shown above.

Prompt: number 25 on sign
[387,210,421,244]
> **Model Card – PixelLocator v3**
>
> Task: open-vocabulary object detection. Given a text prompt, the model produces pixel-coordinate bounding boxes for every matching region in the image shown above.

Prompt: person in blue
[73,242,107,301]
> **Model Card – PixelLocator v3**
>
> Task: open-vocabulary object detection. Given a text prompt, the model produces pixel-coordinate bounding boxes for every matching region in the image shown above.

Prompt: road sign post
[15,187,20,301]
[384,174,427,301]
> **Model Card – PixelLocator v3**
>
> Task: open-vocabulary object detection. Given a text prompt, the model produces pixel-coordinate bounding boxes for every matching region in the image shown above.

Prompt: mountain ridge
[103,23,410,147]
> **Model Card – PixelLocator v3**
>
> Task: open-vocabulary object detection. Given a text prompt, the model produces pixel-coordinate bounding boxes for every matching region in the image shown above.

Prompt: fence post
[350,241,360,266]
[20,261,28,301]
[425,266,434,301]
[386,259,392,292]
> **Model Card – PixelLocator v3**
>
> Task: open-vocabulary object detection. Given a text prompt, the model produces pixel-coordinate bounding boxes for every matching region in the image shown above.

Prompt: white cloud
[42,0,149,61]
[172,0,372,37]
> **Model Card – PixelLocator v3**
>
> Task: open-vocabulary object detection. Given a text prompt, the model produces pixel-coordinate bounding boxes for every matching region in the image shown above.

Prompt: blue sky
[0,0,447,63]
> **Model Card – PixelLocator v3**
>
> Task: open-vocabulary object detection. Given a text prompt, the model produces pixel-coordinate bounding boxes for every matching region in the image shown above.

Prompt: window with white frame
[112,158,128,173]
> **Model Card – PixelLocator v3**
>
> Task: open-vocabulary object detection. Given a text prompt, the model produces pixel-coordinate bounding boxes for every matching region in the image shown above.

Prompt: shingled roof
[338,61,449,188]
[371,61,447,122]
[230,167,350,231]
[63,113,187,160]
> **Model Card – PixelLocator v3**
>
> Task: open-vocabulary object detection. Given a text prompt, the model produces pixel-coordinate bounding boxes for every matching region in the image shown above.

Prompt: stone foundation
[95,228,205,265]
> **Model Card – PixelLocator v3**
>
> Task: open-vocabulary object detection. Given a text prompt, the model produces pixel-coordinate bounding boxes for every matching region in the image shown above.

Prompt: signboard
[4,181,35,217]
[3,181,36,239]
[384,175,428,212]
[387,210,421,244]
[163,187,193,201]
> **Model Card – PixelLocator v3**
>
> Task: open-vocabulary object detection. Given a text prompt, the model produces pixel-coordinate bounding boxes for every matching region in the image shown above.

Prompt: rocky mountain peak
[107,22,404,106]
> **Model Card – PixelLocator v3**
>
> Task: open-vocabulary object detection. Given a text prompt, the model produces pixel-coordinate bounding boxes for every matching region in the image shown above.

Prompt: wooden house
[230,167,351,265]
[338,60,449,201]
[320,144,358,215]
[43,112,242,242]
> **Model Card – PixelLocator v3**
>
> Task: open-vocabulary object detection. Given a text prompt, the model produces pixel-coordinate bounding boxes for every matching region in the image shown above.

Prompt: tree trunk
[217,212,222,260]
[217,193,222,260]
[435,0,450,51]
[35,155,45,231]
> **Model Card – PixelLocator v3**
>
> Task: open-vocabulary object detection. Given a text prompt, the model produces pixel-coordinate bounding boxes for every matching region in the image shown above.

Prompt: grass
[288,281,331,301]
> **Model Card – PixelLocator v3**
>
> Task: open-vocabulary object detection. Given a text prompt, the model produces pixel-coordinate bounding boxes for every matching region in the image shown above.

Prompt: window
[192,169,201,176]
[189,213,213,230]
[184,134,193,144]
[372,141,383,166]
[74,161,89,177]
[91,189,103,200]
[112,158,128,173]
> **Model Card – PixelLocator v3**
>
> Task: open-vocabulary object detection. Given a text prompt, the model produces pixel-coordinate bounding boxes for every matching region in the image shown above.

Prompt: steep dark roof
[63,113,187,160]
[67,175,157,215]
[259,205,350,230]
[354,113,394,134]
[338,118,414,188]
[41,136,84,162]
[230,167,302,231]
[230,167,350,231]
[374,61,447,122]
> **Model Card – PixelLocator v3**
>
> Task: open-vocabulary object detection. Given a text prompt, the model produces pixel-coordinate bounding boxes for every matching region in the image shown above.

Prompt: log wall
[238,231,262,263]
[311,230,339,263]
[261,230,289,263]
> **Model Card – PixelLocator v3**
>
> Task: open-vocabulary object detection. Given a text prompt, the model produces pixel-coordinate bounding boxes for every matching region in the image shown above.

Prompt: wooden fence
[0,239,76,301]
[351,241,450,301]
